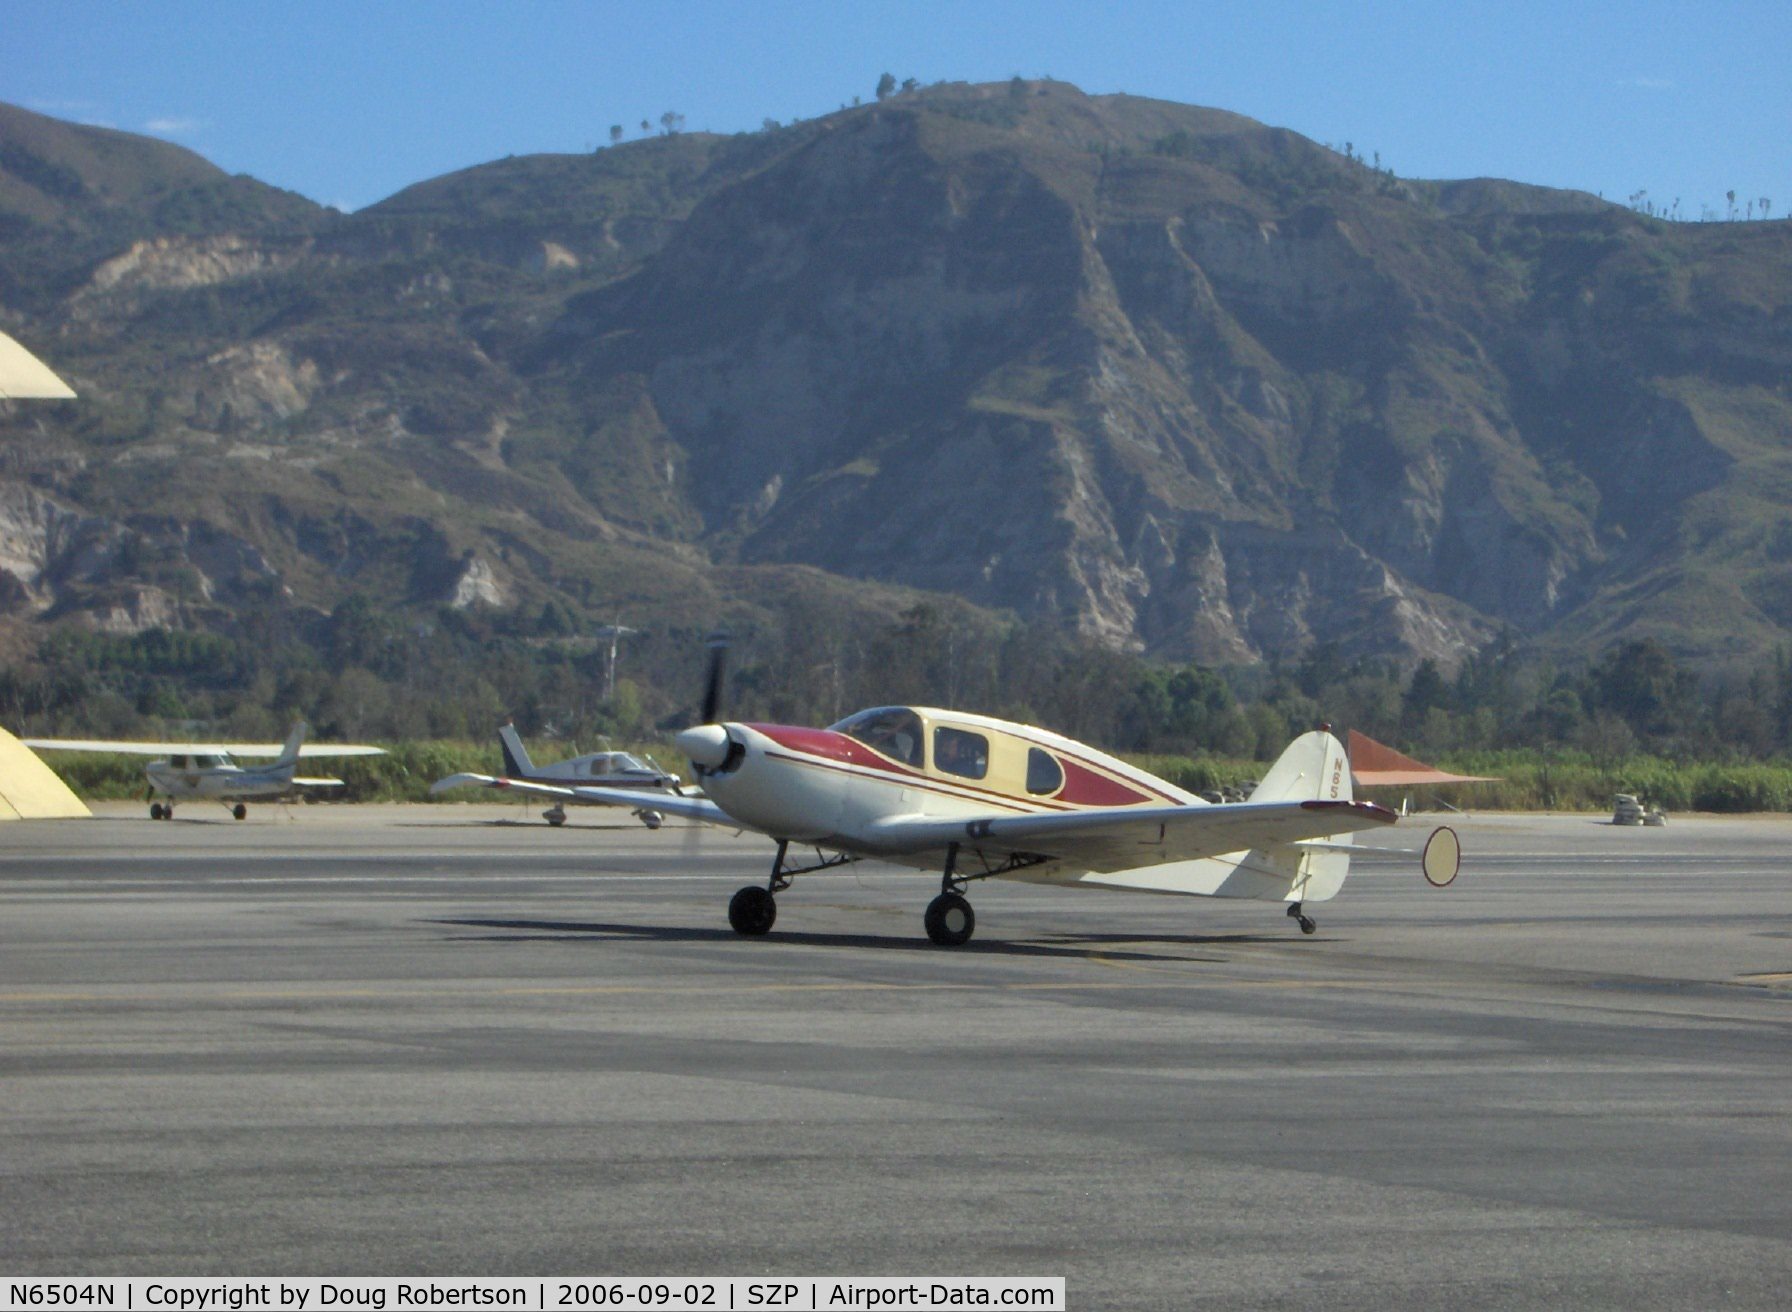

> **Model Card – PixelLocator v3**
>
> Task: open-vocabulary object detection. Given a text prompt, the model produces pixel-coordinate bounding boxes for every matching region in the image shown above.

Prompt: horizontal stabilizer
[1347,731,1498,788]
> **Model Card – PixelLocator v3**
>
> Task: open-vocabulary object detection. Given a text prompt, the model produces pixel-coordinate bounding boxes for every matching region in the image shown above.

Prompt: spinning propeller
[676,632,738,775]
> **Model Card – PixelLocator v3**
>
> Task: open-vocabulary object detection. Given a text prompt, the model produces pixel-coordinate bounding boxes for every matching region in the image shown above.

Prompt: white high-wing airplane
[24,721,386,819]
[431,721,682,827]
[448,651,1458,945]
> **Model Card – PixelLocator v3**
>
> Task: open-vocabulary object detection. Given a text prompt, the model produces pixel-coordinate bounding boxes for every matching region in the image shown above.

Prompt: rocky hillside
[2,85,1790,671]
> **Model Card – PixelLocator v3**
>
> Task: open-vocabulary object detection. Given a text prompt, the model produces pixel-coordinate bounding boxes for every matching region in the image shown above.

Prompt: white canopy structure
[0,330,76,399]
[0,726,90,820]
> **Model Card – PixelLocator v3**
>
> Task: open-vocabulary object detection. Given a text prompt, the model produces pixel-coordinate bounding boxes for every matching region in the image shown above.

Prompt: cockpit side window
[170,755,188,769]
[1026,747,1064,796]
[830,706,925,768]
[933,727,989,780]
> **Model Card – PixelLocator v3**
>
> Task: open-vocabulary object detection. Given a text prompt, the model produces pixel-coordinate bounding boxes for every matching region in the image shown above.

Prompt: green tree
[1586,639,1696,741]
[875,72,896,101]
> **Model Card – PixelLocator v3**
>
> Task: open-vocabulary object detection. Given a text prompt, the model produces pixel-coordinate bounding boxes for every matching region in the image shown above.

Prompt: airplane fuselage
[145,757,302,801]
[692,708,1198,859]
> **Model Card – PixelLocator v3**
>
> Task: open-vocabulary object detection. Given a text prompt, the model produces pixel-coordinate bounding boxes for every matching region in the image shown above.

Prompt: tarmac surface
[2,801,1791,1308]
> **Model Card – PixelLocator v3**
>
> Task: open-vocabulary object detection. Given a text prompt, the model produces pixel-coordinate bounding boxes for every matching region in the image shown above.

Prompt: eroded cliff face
[542,97,1612,664]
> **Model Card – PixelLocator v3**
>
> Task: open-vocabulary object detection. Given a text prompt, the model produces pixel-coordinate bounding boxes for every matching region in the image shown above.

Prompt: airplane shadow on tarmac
[432,916,1297,963]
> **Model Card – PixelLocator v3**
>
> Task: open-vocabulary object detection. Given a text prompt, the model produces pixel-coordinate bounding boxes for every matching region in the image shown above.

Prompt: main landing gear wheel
[543,805,567,827]
[232,803,247,821]
[150,803,167,820]
[1287,902,1316,935]
[728,885,777,936]
[924,892,976,946]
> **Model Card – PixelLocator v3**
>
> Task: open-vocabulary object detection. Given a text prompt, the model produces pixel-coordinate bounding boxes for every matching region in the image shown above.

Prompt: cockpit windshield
[829,706,925,768]
[586,753,653,776]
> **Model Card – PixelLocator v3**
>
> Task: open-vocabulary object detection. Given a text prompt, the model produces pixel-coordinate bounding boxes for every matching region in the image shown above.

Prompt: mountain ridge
[2,82,1789,676]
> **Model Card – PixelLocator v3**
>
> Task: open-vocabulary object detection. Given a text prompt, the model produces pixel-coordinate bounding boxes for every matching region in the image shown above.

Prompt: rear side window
[933,727,989,780]
[1026,747,1064,796]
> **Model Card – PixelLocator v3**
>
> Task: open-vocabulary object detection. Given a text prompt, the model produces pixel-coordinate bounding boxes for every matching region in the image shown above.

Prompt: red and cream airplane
[448,652,1458,945]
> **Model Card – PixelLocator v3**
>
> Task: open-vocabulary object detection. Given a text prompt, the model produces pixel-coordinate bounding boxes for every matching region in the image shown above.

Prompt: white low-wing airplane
[24,721,386,819]
[441,663,1458,945]
[432,722,682,827]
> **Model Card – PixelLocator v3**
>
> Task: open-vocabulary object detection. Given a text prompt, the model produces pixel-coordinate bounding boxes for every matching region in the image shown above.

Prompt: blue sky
[8,1,1789,217]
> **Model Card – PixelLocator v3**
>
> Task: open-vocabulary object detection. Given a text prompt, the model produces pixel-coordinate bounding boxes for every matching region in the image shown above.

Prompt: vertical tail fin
[1251,728,1354,904]
[498,722,533,777]
[273,721,308,773]
[1249,729,1351,804]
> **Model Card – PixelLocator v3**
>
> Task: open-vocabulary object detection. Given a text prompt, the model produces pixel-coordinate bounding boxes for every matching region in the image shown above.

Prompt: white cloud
[143,116,203,136]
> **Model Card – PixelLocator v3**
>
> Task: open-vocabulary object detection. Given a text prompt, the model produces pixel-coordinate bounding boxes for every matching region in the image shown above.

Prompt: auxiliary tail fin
[498,721,534,778]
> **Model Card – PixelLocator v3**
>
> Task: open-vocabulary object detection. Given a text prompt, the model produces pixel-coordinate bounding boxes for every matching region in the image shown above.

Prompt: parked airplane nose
[675,723,732,769]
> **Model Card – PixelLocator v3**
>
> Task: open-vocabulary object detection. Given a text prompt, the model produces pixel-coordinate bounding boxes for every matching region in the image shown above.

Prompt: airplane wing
[23,738,222,755]
[860,798,1398,873]
[430,772,732,826]
[22,738,385,757]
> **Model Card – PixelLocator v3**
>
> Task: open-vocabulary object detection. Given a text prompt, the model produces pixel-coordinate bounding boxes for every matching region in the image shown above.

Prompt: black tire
[149,803,164,821]
[924,892,976,946]
[232,803,247,821]
[728,885,777,936]
[1299,915,1317,935]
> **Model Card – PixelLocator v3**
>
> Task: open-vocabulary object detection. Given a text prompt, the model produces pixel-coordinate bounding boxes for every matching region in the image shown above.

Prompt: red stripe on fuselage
[1056,756,1154,806]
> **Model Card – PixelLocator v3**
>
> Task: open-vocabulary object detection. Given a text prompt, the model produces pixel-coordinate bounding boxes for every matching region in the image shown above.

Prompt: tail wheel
[728,885,777,936]
[924,892,976,946]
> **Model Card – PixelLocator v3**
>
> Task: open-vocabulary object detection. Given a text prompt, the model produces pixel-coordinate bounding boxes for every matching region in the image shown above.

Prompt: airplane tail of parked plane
[271,721,308,775]
[498,722,533,777]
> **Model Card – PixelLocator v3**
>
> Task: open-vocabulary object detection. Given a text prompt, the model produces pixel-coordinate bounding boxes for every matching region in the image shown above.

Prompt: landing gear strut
[924,843,978,946]
[725,839,856,938]
[1287,902,1316,935]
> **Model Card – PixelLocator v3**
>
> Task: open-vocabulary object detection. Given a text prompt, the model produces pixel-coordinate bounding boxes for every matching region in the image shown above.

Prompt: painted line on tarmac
[0,972,1351,1006]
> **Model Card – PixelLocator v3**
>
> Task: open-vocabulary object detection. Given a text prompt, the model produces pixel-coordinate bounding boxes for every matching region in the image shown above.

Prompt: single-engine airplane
[24,721,385,819]
[444,647,1459,946]
[431,721,681,827]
